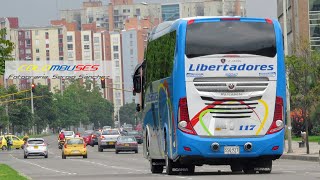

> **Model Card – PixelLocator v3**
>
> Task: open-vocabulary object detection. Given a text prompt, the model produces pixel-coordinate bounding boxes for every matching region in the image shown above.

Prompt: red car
[82,132,94,147]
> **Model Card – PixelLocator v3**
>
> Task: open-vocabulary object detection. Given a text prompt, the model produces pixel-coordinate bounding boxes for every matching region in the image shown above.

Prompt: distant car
[115,136,138,154]
[0,136,8,150]
[103,126,112,131]
[63,131,75,139]
[24,138,48,159]
[82,132,94,147]
[62,138,87,159]
[4,135,24,149]
[98,129,120,152]
[125,131,143,144]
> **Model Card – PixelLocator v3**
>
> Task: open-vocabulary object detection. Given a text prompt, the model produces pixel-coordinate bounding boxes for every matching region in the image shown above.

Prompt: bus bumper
[176,129,284,161]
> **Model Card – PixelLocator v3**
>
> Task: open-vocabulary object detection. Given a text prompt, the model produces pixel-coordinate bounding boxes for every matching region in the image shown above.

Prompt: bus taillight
[178,97,197,135]
[267,96,284,134]
[265,18,273,24]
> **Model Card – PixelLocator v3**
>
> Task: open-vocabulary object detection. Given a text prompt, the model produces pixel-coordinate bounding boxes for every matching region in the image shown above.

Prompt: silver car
[98,129,120,152]
[24,138,48,159]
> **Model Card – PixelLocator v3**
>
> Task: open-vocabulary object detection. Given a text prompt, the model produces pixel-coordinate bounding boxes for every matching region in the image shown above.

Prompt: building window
[123,9,126,13]
[114,10,119,15]
[130,49,133,55]
[83,35,89,41]
[68,52,73,58]
[130,34,133,39]
[59,38,63,44]
[84,45,90,50]
[45,32,49,38]
[136,9,140,16]
[59,47,63,52]
[84,51,90,57]
[67,36,73,42]
[26,49,31,54]
[25,39,31,46]
[46,50,50,56]
[113,53,119,59]
[94,37,100,43]
[36,57,40,61]
[130,41,133,46]
[35,30,39,36]
[58,29,63,35]
[35,40,39,46]
[45,39,49,44]
[115,60,119,67]
[20,49,24,54]
[36,49,39,53]
[46,57,50,61]
[25,31,31,39]
[113,45,119,52]
[68,44,73,50]
[94,45,100,50]
[115,76,120,82]
[94,52,101,59]
[59,57,63,60]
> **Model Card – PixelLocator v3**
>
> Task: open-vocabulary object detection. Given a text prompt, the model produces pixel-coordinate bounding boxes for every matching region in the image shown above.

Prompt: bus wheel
[243,165,256,174]
[150,160,163,174]
[258,160,272,174]
[230,163,243,173]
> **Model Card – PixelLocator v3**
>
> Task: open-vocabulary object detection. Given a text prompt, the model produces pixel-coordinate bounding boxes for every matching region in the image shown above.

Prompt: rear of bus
[176,17,286,165]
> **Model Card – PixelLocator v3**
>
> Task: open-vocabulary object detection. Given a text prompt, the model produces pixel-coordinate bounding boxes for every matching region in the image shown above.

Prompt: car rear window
[64,131,74,136]
[102,130,119,135]
[28,140,44,144]
[119,136,136,142]
[67,139,83,144]
[186,21,276,58]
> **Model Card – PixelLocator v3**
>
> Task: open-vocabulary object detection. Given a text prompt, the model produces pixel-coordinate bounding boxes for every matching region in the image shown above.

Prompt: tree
[119,102,142,126]
[0,28,14,75]
[286,38,320,154]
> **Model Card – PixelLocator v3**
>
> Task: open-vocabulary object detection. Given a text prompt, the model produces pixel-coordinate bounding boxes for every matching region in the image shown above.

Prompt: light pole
[283,0,293,153]
[31,83,35,135]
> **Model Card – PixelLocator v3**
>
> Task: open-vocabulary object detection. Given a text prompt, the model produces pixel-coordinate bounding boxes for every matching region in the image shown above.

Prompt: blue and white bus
[133,17,286,175]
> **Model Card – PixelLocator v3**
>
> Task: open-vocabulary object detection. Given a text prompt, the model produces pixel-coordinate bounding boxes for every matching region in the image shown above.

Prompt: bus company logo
[227,83,236,90]
[188,63,274,72]
[221,59,226,64]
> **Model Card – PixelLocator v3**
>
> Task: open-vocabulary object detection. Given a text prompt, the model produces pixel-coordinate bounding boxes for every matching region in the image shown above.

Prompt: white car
[98,129,120,152]
[24,138,48,159]
[63,131,75,138]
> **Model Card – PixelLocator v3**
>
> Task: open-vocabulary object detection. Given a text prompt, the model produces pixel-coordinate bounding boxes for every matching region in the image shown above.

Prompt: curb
[281,154,319,162]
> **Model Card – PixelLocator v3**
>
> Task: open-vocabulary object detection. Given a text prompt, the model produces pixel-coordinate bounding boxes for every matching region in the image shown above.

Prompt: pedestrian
[6,137,12,151]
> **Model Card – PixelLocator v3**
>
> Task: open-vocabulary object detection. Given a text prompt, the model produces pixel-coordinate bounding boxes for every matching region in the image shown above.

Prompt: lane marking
[10,154,77,175]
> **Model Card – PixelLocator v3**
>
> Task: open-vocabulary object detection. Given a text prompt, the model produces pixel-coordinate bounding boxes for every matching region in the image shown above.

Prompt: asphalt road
[0,135,319,180]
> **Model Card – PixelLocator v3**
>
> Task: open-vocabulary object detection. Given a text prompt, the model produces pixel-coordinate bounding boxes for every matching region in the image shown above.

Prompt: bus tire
[231,164,243,173]
[150,161,163,174]
[243,165,256,174]
[258,160,272,174]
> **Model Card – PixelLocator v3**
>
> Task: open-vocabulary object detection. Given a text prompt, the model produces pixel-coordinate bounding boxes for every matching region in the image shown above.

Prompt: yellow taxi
[4,135,24,149]
[62,137,87,159]
[0,136,8,150]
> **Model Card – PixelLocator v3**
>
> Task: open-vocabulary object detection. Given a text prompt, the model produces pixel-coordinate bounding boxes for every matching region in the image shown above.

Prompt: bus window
[186,22,276,58]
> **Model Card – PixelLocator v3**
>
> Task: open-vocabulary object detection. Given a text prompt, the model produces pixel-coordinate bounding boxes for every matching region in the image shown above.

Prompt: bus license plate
[224,146,240,154]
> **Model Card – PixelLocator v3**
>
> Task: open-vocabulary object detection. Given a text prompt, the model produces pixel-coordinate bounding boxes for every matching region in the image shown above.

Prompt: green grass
[0,164,28,180]
[292,136,320,142]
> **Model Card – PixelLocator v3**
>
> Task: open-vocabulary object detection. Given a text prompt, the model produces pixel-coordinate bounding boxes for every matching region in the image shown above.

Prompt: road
[0,135,319,180]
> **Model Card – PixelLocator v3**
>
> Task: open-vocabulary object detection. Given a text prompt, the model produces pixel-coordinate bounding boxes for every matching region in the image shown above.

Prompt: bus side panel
[143,80,164,160]
[274,20,287,116]
[171,21,188,160]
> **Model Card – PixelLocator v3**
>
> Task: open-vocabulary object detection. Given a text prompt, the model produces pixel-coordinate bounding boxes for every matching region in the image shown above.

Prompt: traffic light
[31,83,36,93]
[101,78,106,88]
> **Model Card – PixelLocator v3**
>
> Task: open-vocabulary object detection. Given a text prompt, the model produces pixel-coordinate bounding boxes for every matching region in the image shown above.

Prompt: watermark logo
[5,60,112,79]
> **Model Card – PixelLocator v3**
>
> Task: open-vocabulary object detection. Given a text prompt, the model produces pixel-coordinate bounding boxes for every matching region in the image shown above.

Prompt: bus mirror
[133,75,141,93]
[136,104,141,112]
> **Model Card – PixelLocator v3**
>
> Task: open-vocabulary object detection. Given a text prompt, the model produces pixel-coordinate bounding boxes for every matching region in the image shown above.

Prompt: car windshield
[28,140,44,144]
[102,130,119,135]
[67,139,83,144]
[127,131,139,135]
[64,131,73,136]
[119,136,136,142]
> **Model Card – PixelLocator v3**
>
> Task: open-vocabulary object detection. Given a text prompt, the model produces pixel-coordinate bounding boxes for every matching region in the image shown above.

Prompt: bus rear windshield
[186,21,276,58]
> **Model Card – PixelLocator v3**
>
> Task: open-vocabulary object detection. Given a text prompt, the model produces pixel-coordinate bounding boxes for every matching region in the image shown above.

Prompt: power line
[0,96,45,104]
[0,90,31,99]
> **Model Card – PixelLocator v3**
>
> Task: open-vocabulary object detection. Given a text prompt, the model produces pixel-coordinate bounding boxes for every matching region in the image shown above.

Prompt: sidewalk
[281,140,320,162]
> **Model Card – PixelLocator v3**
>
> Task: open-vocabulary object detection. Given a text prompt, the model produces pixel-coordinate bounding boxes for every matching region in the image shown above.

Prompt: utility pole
[31,84,35,135]
[4,78,9,134]
[283,0,293,153]
[118,109,120,129]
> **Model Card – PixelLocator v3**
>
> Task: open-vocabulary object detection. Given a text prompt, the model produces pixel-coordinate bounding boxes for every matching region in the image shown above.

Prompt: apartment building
[110,31,124,112]
[278,0,320,54]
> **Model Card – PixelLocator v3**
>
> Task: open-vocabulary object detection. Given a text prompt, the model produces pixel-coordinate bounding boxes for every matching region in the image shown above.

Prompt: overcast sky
[0,0,277,26]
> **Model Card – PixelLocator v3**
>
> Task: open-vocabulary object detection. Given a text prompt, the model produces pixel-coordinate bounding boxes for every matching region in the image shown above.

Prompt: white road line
[282,170,297,173]
[10,154,77,175]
